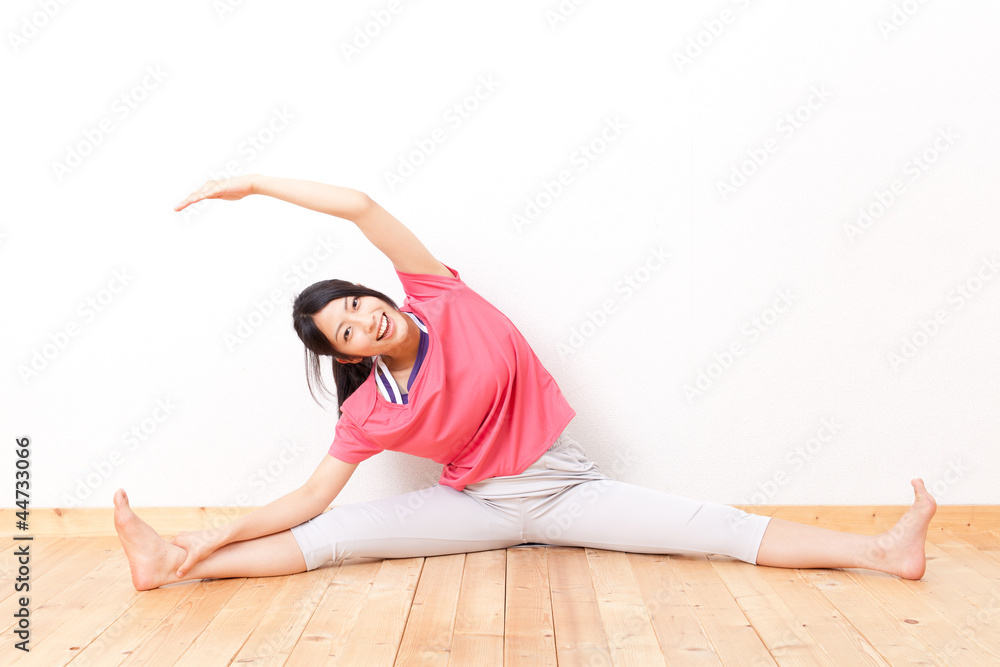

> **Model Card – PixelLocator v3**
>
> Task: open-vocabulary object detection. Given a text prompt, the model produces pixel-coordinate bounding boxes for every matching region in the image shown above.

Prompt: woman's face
[313,294,410,361]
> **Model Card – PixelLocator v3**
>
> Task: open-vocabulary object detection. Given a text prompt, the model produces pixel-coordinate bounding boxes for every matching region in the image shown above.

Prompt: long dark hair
[292,279,400,417]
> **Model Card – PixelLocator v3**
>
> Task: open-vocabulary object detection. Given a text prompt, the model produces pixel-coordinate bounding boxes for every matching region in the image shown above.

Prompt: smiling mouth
[377,312,389,340]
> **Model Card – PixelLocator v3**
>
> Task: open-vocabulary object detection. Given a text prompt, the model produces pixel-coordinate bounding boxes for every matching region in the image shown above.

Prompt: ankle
[861,533,891,571]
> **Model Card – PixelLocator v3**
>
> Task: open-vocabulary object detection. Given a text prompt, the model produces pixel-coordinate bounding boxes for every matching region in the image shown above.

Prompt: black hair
[292,279,400,417]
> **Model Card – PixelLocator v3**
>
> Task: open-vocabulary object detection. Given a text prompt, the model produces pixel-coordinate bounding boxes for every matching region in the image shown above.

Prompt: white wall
[3,0,998,511]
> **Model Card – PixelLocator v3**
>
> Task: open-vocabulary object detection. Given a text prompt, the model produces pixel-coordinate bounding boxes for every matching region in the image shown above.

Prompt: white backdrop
[3,0,998,511]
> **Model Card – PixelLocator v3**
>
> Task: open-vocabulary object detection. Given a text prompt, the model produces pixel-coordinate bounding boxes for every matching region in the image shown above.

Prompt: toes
[114,488,130,509]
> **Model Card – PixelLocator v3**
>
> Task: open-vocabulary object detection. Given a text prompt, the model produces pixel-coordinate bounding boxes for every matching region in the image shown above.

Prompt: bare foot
[113,488,186,590]
[869,479,937,580]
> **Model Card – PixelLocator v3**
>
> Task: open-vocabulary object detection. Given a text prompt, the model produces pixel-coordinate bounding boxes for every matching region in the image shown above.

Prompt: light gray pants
[289,432,772,570]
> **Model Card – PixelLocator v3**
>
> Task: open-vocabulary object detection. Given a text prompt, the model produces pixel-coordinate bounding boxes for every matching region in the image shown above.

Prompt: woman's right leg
[114,489,307,591]
[115,482,521,590]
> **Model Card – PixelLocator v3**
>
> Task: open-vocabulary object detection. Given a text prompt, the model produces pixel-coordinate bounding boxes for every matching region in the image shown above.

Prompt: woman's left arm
[254,175,453,277]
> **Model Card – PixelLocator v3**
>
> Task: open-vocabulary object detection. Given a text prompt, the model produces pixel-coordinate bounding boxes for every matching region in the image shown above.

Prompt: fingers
[176,547,200,578]
[174,190,209,211]
[174,180,221,212]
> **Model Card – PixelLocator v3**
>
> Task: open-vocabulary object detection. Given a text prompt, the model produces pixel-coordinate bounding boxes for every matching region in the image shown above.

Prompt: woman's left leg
[529,475,936,579]
[754,479,936,579]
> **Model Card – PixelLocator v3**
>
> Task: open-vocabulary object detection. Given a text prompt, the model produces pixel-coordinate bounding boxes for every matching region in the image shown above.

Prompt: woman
[113,174,937,591]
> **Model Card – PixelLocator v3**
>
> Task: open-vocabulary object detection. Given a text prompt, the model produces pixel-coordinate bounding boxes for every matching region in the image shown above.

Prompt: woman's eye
[353,297,359,308]
[344,327,350,342]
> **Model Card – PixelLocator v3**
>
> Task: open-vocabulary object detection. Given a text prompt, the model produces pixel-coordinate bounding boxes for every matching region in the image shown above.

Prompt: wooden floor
[3,510,1000,666]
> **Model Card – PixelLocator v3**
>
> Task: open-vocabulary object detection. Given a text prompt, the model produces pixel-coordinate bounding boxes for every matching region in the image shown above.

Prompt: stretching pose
[114,174,937,591]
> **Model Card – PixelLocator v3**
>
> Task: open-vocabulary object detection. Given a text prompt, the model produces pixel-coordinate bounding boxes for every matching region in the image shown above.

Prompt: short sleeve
[395,264,464,303]
[327,413,383,464]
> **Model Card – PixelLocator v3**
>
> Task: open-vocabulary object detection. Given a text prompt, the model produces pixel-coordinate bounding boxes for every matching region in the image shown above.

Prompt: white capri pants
[289,432,772,571]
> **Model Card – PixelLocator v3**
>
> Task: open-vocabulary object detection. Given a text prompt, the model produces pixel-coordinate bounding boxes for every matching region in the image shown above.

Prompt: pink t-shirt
[328,264,576,491]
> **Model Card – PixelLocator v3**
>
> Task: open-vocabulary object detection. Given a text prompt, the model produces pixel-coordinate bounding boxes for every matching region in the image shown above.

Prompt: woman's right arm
[171,454,358,577]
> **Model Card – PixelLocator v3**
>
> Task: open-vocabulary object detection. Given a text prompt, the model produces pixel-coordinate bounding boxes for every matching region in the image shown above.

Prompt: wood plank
[628,553,722,665]
[7,526,1000,665]
[958,531,1000,567]
[68,577,233,666]
[174,574,303,666]
[450,550,505,666]
[844,565,999,664]
[924,540,1000,608]
[117,578,250,665]
[1,537,123,646]
[547,547,612,667]
[0,537,85,614]
[801,567,949,665]
[282,560,382,666]
[585,548,665,666]
[334,557,424,665]
[750,565,888,665]
[709,556,836,666]
[226,565,337,665]
[6,548,139,665]
[902,542,1000,661]
[668,555,777,665]
[989,529,1000,547]
[504,547,556,666]
[395,553,465,666]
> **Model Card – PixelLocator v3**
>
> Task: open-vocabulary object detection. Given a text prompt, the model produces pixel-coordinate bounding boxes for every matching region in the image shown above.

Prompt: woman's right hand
[174,173,259,212]
[169,528,227,578]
